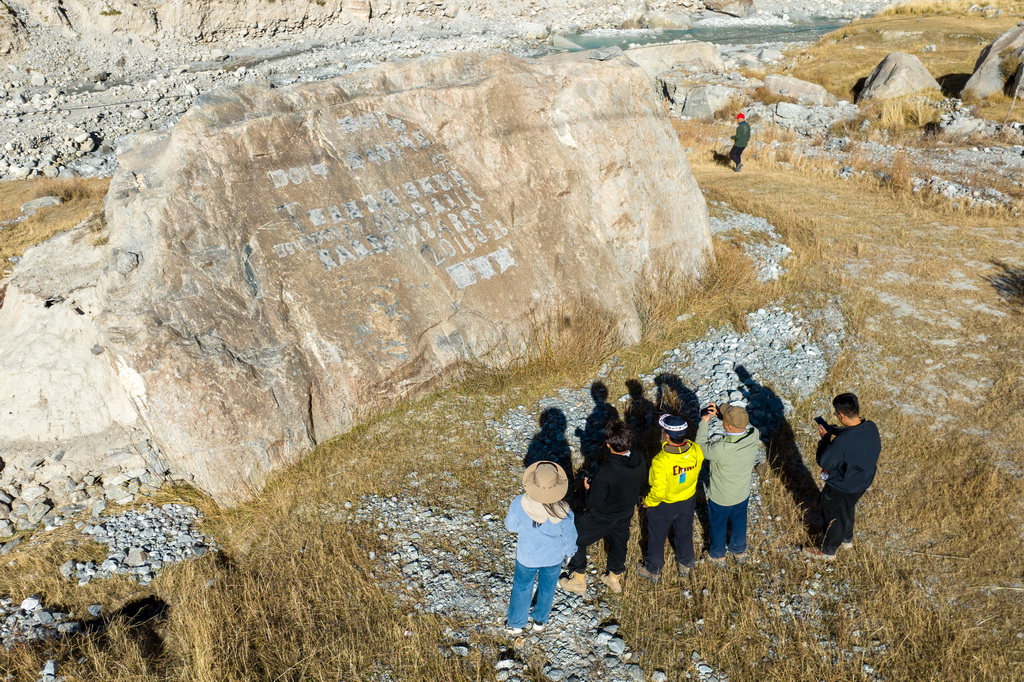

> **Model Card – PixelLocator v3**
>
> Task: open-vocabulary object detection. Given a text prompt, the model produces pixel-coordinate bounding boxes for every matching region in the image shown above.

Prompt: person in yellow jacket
[637,414,705,581]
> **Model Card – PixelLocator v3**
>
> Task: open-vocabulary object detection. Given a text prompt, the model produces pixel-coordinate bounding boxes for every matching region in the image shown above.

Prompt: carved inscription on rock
[263,110,514,293]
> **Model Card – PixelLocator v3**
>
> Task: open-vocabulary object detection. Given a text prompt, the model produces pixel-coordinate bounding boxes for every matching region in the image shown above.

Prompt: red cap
[736,113,745,119]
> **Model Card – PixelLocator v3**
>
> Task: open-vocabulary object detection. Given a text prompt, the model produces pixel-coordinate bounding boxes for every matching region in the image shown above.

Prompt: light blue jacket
[505,494,578,568]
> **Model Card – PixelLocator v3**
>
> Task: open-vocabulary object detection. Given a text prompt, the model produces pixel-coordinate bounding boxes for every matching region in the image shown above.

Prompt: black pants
[567,513,632,575]
[729,145,745,167]
[643,497,696,573]
[820,485,865,554]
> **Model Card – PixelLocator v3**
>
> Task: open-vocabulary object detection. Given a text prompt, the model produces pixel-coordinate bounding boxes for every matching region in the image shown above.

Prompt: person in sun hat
[504,460,578,635]
[729,112,750,172]
[637,414,705,582]
[697,402,762,566]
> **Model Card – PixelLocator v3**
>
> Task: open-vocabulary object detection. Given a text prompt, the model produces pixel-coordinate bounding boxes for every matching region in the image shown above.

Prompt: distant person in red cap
[730,113,750,172]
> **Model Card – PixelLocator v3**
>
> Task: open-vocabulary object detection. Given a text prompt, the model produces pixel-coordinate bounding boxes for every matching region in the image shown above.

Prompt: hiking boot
[707,555,726,567]
[734,163,743,172]
[732,552,747,565]
[558,571,587,596]
[802,546,836,561]
[677,562,692,578]
[840,540,854,550]
[599,571,623,594]
[636,564,661,583]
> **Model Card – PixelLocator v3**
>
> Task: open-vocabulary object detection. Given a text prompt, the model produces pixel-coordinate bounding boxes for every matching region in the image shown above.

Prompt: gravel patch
[0,596,80,649]
[709,201,792,281]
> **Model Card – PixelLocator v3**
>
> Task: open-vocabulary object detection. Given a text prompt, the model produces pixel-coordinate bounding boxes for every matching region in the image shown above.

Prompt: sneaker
[599,571,623,594]
[707,555,726,567]
[677,562,692,578]
[732,552,747,565]
[506,626,524,636]
[734,163,743,172]
[636,563,661,583]
[558,571,587,596]
[531,622,545,632]
[840,541,854,550]
[802,545,836,561]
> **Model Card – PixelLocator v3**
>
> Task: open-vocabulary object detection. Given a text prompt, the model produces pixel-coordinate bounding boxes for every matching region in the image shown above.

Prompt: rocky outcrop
[0,52,712,505]
[856,51,941,103]
[0,0,26,54]
[764,74,837,106]
[703,0,754,17]
[624,41,724,78]
[962,22,1024,99]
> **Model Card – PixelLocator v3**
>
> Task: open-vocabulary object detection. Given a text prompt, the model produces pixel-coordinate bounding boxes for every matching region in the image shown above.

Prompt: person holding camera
[558,419,645,596]
[697,402,761,565]
[803,392,881,560]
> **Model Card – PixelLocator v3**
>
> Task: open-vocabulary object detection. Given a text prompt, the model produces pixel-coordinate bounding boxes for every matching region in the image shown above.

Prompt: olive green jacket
[731,120,751,148]
[695,419,761,506]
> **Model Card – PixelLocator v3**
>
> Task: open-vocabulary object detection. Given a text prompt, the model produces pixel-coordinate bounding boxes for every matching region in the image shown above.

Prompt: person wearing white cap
[637,414,705,581]
[504,461,578,635]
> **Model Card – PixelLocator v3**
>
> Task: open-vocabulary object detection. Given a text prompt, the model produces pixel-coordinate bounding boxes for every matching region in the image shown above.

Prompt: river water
[563,16,849,50]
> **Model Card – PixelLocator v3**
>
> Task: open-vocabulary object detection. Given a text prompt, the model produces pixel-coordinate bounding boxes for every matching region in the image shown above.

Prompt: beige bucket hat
[522,461,568,504]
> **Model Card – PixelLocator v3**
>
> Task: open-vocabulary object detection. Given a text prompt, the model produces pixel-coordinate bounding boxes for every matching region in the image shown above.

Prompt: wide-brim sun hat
[522,461,568,504]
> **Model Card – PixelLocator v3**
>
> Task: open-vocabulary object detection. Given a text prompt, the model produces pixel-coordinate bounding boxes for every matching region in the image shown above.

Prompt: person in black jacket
[558,419,646,595]
[803,393,882,560]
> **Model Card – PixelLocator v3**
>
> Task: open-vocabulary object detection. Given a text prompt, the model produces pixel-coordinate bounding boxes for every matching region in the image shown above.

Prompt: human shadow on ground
[985,260,1024,306]
[735,364,822,540]
[573,382,620,509]
[81,595,170,665]
[524,407,574,488]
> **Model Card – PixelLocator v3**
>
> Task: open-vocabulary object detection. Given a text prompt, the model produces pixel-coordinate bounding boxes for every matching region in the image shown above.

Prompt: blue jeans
[507,561,561,628]
[708,497,749,559]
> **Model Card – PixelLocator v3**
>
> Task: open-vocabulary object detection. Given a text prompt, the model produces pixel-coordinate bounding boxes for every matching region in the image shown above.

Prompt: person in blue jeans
[505,460,578,635]
[696,402,762,565]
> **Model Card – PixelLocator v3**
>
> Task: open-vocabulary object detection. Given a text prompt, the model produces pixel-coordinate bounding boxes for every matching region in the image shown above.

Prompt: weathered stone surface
[680,84,740,119]
[646,12,692,30]
[703,0,754,18]
[624,42,724,78]
[1011,62,1024,98]
[0,52,712,505]
[763,74,837,107]
[856,51,941,102]
[0,0,26,55]
[963,22,1024,99]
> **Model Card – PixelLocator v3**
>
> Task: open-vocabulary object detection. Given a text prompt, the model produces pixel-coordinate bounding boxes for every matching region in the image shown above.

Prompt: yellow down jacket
[643,440,705,507]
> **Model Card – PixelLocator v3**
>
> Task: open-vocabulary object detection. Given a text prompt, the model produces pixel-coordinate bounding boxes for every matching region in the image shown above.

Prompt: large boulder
[763,74,837,107]
[856,51,941,103]
[0,52,712,505]
[703,0,754,18]
[680,84,741,119]
[646,11,693,30]
[624,41,724,78]
[963,22,1024,99]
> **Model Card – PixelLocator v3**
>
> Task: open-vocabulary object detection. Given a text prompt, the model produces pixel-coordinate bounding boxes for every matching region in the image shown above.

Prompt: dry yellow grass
[0,177,109,264]
[1,128,1023,680]
[783,9,1024,123]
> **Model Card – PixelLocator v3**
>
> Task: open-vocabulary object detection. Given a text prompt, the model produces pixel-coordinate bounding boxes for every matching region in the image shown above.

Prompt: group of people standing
[503,391,881,634]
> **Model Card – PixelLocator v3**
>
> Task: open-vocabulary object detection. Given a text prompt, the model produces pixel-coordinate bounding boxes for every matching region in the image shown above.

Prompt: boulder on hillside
[1011,62,1024,98]
[0,0,26,55]
[962,22,1024,99]
[0,52,712,505]
[680,84,741,118]
[703,0,755,18]
[624,41,724,78]
[763,74,837,106]
[856,51,941,103]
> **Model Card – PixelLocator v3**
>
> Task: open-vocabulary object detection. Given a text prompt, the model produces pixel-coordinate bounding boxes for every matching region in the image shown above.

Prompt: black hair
[833,393,860,418]
[604,419,632,453]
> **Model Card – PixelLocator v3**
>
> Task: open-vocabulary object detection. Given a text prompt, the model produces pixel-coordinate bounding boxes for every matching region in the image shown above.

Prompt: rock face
[703,0,754,18]
[856,51,941,103]
[624,41,724,78]
[963,22,1024,99]
[680,84,740,119]
[764,74,837,107]
[0,0,26,54]
[0,52,712,505]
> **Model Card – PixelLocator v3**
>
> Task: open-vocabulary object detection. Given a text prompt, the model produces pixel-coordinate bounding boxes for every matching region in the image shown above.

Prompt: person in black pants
[803,393,882,560]
[729,113,750,172]
[558,419,646,595]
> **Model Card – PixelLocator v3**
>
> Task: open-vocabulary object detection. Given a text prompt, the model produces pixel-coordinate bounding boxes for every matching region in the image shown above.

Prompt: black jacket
[816,420,881,494]
[585,451,646,522]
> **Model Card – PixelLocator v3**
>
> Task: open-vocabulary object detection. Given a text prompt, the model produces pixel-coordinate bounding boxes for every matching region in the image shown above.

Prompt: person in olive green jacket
[637,415,705,581]
[697,402,761,565]
[729,113,750,172]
